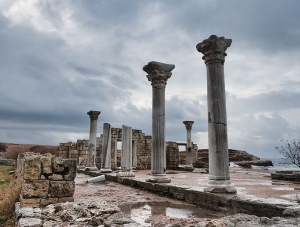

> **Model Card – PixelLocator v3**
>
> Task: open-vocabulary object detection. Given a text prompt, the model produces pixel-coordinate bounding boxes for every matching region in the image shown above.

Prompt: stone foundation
[17,152,76,208]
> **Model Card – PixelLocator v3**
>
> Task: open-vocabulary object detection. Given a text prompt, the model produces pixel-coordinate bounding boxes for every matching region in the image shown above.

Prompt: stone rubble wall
[17,152,76,208]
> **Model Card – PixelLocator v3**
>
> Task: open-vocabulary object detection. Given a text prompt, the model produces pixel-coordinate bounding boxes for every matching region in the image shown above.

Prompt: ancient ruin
[183,121,195,167]
[16,152,76,208]
[100,123,112,173]
[197,35,236,193]
[117,125,135,177]
[86,110,101,171]
[143,61,175,183]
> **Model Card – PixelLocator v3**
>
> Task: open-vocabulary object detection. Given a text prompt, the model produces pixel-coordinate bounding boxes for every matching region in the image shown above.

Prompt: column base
[84,166,99,172]
[100,168,112,173]
[204,180,236,193]
[116,171,135,177]
[77,165,86,170]
[184,165,194,171]
[147,174,171,183]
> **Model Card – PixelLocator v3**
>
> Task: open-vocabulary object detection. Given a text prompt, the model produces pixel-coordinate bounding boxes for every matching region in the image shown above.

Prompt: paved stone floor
[132,167,300,206]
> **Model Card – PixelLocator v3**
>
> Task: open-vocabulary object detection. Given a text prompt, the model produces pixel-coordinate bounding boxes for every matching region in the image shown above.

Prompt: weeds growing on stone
[0,166,21,227]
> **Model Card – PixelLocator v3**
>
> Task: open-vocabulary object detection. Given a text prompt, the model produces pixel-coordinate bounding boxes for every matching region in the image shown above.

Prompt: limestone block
[58,197,74,203]
[48,174,64,180]
[49,181,75,197]
[21,180,49,198]
[23,156,41,180]
[63,159,77,181]
[52,156,64,173]
[17,217,42,227]
[40,198,58,206]
[20,195,41,208]
[40,153,52,174]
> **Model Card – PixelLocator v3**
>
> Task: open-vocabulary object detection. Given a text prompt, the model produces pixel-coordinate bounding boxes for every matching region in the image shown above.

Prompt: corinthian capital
[183,121,194,130]
[196,35,232,64]
[143,61,175,88]
[87,110,101,120]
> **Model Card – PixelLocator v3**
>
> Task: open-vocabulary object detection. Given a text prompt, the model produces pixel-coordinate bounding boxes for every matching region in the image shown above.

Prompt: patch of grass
[0,166,21,227]
[0,166,15,189]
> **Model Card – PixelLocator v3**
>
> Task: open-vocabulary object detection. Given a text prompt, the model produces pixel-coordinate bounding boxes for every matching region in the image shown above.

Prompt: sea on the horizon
[230,158,300,171]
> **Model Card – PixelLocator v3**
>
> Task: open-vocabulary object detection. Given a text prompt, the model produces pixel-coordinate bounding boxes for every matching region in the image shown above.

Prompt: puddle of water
[119,201,220,226]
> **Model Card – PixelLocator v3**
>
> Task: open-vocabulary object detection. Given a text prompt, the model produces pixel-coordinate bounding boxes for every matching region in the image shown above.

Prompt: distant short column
[85,110,100,171]
[196,35,236,193]
[100,123,112,173]
[143,61,175,183]
[117,125,135,177]
[183,121,194,166]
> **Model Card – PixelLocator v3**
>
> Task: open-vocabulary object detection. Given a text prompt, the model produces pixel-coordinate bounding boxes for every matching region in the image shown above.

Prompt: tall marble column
[196,35,236,193]
[143,61,175,183]
[100,123,112,173]
[85,110,101,171]
[117,125,135,177]
[183,121,194,166]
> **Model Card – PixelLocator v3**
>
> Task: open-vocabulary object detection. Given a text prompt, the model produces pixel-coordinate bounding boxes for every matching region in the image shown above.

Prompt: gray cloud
[0,0,299,160]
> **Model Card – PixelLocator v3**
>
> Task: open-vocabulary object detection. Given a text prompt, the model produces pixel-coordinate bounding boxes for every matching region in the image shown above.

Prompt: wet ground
[74,173,223,226]
[74,167,300,226]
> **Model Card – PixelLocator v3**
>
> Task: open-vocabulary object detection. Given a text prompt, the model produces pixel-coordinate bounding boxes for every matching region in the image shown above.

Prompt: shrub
[275,139,300,168]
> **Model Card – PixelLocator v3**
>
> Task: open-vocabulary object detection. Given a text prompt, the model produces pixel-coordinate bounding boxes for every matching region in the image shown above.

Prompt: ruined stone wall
[17,152,76,208]
[166,141,179,168]
[59,127,199,170]
[59,140,89,165]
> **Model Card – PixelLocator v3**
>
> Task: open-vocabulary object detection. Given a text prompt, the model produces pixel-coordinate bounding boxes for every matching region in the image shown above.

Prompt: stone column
[143,61,175,183]
[132,140,137,169]
[100,123,112,173]
[85,110,100,171]
[183,121,194,167]
[196,35,236,193]
[117,125,135,177]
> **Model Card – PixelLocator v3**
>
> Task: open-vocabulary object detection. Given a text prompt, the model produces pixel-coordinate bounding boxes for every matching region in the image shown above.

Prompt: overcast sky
[1,0,300,158]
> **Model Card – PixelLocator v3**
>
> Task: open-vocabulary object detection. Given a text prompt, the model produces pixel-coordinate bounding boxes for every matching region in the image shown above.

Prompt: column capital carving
[183,121,194,130]
[196,35,232,64]
[87,110,101,120]
[143,61,175,88]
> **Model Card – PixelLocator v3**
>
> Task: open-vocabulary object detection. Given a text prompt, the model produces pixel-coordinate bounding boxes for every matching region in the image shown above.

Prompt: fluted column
[196,35,236,193]
[143,61,175,183]
[85,110,100,171]
[100,123,112,173]
[117,125,135,177]
[183,121,194,166]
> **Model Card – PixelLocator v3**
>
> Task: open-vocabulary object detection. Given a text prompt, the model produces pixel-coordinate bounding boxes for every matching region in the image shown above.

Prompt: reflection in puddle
[119,201,220,226]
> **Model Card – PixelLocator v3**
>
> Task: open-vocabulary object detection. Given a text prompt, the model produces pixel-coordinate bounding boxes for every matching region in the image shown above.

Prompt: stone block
[63,159,77,181]
[40,154,52,174]
[49,181,75,197]
[21,180,49,198]
[52,156,64,173]
[17,217,42,227]
[58,197,74,203]
[20,195,41,208]
[48,174,64,180]
[23,156,41,180]
[40,198,58,206]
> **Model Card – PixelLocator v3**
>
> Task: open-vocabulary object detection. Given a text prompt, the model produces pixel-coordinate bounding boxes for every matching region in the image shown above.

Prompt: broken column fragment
[117,125,135,177]
[100,123,112,173]
[143,61,175,183]
[196,35,236,193]
[86,110,101,171]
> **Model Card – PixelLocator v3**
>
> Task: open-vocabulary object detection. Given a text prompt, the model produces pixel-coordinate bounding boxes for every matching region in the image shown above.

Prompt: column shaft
[197,35,236,193]
[86,110,100,171]
[100,123,112,173]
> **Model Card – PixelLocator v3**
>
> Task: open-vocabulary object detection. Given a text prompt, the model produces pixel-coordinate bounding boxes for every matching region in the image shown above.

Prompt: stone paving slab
[79,167,300,218]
